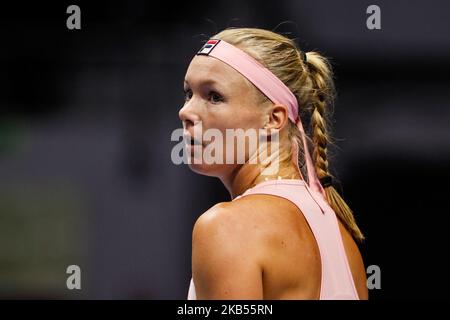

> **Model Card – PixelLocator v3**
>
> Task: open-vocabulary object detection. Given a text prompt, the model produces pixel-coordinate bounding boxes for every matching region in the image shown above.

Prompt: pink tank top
[186,178,360,300]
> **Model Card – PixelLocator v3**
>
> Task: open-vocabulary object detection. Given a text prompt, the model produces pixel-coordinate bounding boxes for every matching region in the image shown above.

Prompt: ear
[264,103,289,130]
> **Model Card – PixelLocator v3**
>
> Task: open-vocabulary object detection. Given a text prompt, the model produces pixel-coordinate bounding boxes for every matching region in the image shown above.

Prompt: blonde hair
[212,27,365,242]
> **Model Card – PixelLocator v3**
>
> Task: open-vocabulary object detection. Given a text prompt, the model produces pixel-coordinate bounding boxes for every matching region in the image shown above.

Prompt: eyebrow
[183,78,219,87]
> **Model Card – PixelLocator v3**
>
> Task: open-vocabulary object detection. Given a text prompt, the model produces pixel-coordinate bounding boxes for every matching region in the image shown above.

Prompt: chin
[187,161,235,178]
[187,162,219,177]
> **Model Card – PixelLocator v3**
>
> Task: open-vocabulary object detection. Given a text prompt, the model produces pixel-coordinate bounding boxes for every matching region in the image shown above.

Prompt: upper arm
[191,204,264,299]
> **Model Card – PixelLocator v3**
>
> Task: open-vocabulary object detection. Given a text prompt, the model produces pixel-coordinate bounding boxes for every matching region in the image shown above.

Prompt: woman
[179,27,368,300]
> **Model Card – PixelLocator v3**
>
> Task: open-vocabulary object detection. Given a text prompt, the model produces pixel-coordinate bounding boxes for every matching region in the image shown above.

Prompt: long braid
[306,51,365,242]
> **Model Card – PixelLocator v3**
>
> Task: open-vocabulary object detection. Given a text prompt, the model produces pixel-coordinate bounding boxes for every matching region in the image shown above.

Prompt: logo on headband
[197,39,221,55]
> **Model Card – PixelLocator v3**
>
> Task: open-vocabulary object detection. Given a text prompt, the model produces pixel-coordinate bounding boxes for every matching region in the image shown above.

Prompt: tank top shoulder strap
[234,179,326,214]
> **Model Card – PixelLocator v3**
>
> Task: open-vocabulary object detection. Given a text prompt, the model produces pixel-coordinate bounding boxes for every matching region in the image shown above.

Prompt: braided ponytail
[305,51,365,242]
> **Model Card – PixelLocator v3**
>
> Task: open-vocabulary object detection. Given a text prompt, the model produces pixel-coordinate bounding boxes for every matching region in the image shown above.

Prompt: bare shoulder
[191,200,267,299]
[193,194,296,244]
[192,194,321,299]
[191,195,295,299]
[192,198,267,255]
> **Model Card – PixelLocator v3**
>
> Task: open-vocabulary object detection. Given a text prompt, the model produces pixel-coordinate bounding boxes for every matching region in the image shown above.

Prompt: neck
[220,160,302,200]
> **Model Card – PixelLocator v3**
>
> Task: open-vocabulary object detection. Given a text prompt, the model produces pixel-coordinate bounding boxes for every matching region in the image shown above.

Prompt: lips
[184,135,203,146]
[190,137,202,146]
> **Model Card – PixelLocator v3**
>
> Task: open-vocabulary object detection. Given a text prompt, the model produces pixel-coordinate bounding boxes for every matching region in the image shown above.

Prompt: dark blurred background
[1,0,449,299]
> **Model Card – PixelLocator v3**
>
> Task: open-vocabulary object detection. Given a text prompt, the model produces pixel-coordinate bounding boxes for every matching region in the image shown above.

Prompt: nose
[179,100,200,131]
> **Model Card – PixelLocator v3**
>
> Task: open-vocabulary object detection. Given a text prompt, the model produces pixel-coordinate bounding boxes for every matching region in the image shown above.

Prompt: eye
[209,91,224,104]
[183,88,192,101]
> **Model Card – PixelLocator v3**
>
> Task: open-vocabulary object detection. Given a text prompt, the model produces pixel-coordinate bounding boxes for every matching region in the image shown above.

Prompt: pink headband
[197,39,327,205]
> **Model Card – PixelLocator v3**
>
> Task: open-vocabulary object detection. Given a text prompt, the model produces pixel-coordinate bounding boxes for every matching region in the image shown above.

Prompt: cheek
[219,107,261,129]
[204,97,263,132]
[201,109,234,131]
